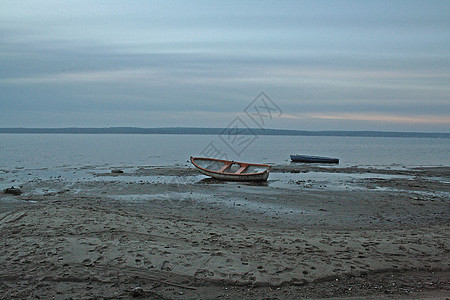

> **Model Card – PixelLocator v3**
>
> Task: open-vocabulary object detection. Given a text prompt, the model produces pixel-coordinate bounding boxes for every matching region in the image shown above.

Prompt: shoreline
[1,164,449,298]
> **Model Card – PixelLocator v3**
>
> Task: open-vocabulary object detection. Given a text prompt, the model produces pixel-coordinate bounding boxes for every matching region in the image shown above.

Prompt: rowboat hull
[290,155,339,164]
[190,157,270,182]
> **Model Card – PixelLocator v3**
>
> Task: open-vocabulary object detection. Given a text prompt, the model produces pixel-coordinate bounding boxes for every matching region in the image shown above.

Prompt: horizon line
[0,127,448,138]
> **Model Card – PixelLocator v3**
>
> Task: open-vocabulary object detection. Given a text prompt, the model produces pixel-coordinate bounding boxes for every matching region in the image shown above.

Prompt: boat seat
[218,163,232,173]
[235,164,248,174]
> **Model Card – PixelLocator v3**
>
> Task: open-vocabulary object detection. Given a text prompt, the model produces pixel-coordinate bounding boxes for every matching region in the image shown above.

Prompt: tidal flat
[1,164,449,299]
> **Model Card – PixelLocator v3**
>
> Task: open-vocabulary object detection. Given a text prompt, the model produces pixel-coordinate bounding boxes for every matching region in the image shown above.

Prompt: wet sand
[0,164,449,299]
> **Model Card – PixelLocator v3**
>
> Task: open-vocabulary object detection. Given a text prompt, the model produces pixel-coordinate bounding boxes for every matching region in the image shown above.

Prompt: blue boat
[290,154,339,164]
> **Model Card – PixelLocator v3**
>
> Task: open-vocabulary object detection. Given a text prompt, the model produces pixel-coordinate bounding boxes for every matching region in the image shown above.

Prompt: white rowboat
[190,157,270,182]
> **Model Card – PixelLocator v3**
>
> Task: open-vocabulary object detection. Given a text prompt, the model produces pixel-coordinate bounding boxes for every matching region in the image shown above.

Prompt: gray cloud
[0,0,449,131]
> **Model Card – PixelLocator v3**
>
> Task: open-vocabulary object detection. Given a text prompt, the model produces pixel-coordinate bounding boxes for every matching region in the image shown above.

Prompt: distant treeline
[1,127,449,138]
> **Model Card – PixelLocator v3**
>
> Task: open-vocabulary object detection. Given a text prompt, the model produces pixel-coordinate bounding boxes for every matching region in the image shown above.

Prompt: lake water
[1,134,448,169]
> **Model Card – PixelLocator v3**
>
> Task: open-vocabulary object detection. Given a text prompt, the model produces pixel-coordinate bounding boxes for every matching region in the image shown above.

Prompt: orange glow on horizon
[281,113,450,125]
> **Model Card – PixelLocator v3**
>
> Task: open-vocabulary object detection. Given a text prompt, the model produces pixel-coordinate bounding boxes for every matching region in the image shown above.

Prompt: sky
[1,0,449,132]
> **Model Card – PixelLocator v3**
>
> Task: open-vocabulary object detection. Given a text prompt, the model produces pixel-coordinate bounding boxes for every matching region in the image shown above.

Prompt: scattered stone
[291,278,308,286]
[161,260,173,271]
[4,186,22,195]
[132,286,144,297]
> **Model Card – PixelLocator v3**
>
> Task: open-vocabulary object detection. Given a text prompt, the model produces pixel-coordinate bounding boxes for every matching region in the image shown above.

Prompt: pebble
[4,186,22,195]
[132,286,144,297]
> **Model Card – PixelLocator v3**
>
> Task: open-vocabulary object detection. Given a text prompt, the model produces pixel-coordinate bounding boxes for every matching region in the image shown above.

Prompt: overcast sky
[1,0,449,131]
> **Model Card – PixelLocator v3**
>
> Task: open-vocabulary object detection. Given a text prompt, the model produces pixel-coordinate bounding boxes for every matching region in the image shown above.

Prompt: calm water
[1,134,449,169]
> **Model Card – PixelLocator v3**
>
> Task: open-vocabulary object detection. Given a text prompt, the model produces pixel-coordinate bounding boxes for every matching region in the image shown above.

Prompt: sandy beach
[1,164,449,299]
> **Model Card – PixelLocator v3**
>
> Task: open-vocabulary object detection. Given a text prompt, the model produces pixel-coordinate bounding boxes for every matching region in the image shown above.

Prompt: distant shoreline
[0,127,448,138]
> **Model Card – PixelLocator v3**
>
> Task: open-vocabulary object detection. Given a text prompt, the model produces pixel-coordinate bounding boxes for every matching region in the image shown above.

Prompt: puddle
[92,174,205,184]
[268,172,413,191]
[109,191,319,216]
[110,192,206,202]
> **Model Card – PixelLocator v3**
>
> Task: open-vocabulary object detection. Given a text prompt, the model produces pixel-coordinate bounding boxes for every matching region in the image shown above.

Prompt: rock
[4,186,22,195]
[291,278,308,286]
[132,286,144,297]
[161,260,173,271]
